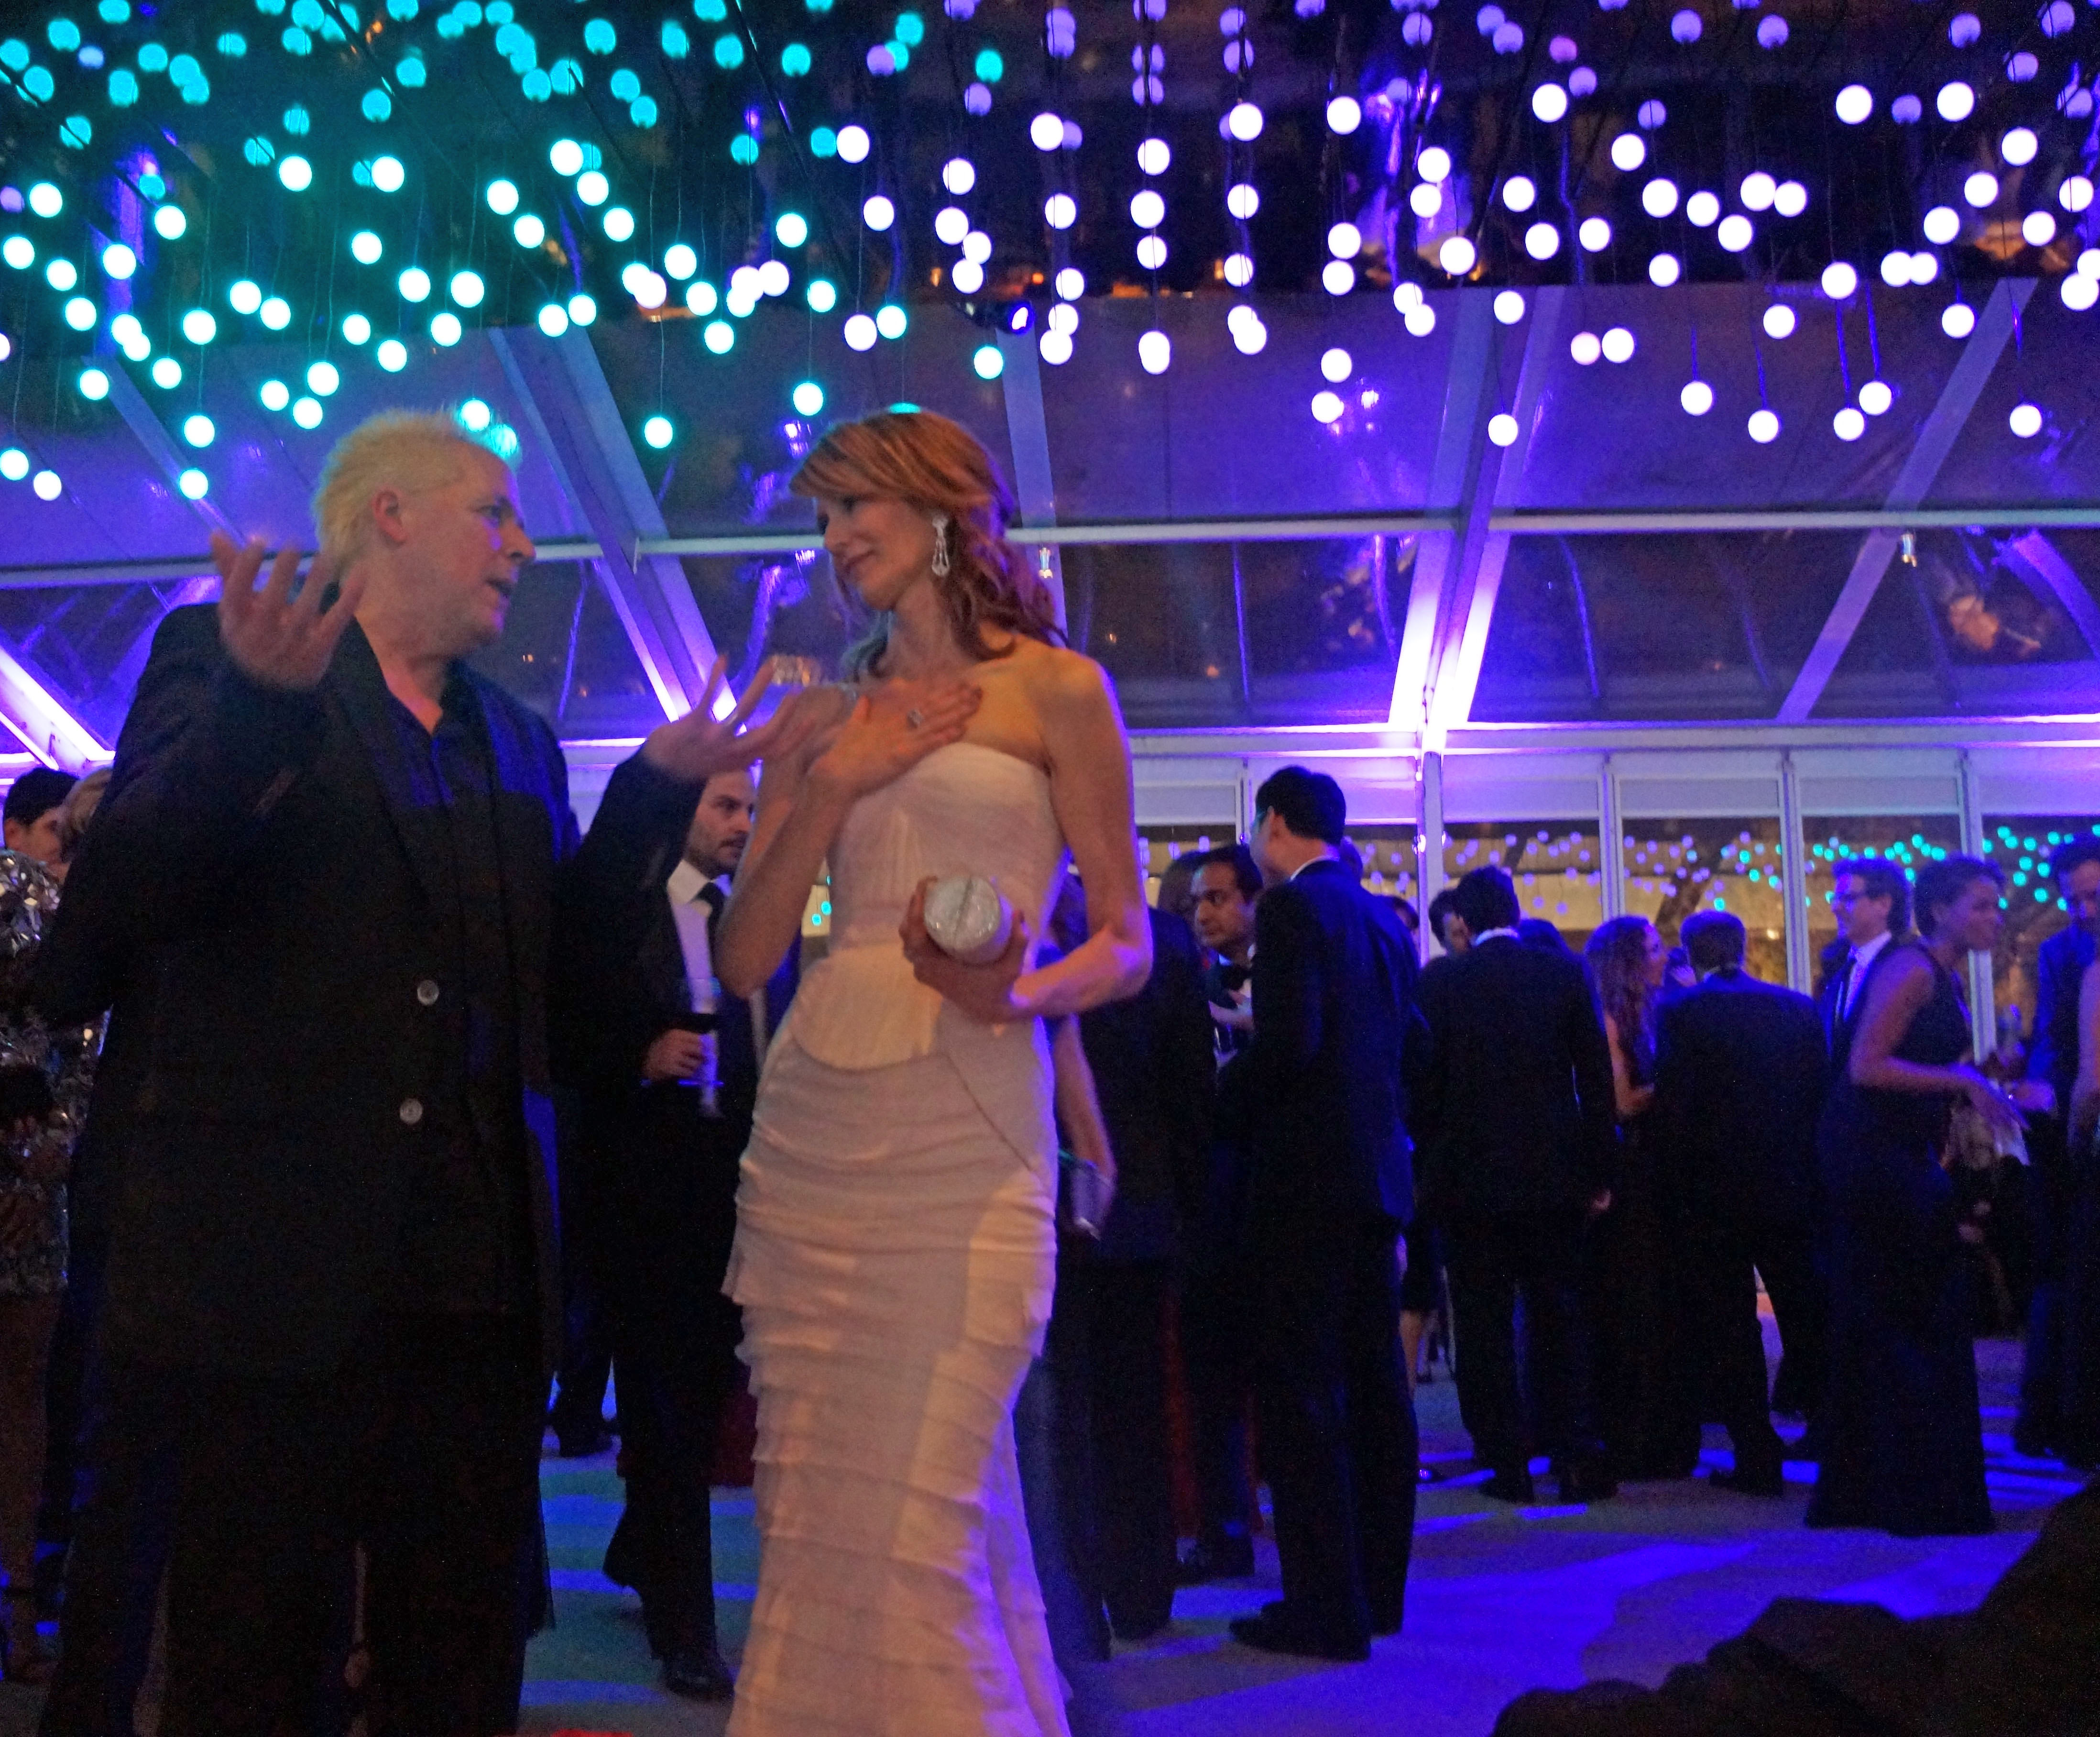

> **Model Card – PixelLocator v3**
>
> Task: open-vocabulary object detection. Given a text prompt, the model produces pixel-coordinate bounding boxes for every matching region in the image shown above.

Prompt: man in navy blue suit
[1228,767,1422,1663]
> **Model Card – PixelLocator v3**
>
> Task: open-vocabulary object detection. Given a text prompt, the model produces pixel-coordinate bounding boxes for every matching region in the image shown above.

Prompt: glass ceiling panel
[1926,294,2100,510]
[1503,286,1972,514]
[684,550,855,693]
[0,358,200,568]
[1037,294,1454,523]
[0,581,187,747]
[590,309,1014,539]
[1471,531,1856,723]
[464,559,663,739]
[187,333,583,552]
[1815,528,2100,719]
[1064,540,1242,728]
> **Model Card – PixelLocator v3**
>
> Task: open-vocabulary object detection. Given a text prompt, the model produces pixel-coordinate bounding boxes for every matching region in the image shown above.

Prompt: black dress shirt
[383,667,531,1315]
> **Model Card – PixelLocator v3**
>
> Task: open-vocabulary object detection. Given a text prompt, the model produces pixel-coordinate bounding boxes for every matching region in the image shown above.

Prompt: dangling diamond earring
[929,514,952,578]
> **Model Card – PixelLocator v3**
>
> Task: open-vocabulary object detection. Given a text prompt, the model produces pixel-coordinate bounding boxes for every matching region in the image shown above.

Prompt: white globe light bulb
[1680,380,1714,416]
[1748,408,1780,444]
[2009,402,2043,439]
[1833,407,1866,441]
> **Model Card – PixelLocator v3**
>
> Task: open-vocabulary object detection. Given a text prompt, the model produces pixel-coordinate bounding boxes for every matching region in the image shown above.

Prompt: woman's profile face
[1641,922,1666,987]
[815,491,939,613]
[1944,876,2005,953]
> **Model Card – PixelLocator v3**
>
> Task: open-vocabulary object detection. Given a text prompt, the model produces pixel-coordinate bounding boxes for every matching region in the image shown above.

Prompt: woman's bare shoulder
[1004,639,1114,710]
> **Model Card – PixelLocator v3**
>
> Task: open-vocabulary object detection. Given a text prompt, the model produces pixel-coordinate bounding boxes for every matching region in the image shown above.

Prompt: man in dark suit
[36,412,802,1736]
[1228,767,1421,1662]
[2019,837,2100,1464]
[1819,858,1908,1068]
[1415,865,1618,1506]
[1654,911,1829,1495]
[1050,881,1215,1642]
[567,766,796,1698]
[1177,843,1261,1584]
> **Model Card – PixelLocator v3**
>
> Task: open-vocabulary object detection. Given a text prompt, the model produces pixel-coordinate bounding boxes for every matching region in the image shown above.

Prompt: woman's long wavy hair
[790,409,1064,677]
[1585,915,1662,1087]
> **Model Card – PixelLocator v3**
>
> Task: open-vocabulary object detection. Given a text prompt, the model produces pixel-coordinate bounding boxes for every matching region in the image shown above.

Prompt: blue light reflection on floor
[516,1337,2084,1737]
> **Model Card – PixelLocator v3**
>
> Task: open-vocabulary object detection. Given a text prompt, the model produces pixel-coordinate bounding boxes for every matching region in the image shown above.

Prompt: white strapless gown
[724,742,1072,1737]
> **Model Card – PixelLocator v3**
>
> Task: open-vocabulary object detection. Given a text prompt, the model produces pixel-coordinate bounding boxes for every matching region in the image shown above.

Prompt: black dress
[1808,946,1991,1536]
[1591,1089,1698,1480]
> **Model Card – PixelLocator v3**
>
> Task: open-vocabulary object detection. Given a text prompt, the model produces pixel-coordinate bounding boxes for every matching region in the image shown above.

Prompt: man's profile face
[686,770,756,879]
[1831,874,1893,946]
[383,446,536,657]
[2,810,62,866]
[1192,862,1256,956]
[2065,859,2100,928]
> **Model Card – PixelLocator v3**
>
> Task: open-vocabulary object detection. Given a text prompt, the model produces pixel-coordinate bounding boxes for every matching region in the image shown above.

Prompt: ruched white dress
[724,742,1072,1737]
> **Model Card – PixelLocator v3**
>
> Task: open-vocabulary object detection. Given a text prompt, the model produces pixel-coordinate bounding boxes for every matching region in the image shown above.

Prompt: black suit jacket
[2030,922,2094,1113]
[1654,968,1828,1230]
[1245,860,1422,1237]
[559,832,798,1332]
[1075,905,1215,1263]
[1415,933,1616,1219]
[40,606,697,1377]
[1821,938,1903,1086]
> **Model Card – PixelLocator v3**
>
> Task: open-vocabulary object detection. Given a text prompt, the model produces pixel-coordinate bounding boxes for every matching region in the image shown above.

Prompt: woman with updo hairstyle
[1809,853,2017,1537]
[713,409,1151,1735]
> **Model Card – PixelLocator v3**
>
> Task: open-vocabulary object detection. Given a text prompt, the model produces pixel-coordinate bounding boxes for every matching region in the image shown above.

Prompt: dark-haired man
[1821,858,1910,1064]
[1178,843,1263,1583]
[1655,910,1828,1494]
[1228,768,1420,1661]
[1415,865,1618,1505]
[3,768,78,867]
[568,767,795,1699]
[2031,838,2100,1117]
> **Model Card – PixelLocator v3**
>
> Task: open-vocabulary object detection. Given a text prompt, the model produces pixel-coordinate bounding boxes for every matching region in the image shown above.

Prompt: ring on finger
[906,708,925,729]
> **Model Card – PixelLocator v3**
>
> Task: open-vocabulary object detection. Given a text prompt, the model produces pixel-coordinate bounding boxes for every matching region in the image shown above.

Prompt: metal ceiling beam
[19,499,2100,592]
[1777,279,2034,724]
[1423,286,1568,743]
[0,639,111,770]
[995,326,1067,631]
[1390,291,1499,731]
[2000,530,2100,659]
[103,364,240,543]
[489,328,722,721]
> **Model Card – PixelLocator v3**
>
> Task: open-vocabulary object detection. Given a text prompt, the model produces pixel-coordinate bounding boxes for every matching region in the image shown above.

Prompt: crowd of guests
[0,406,2090,1737]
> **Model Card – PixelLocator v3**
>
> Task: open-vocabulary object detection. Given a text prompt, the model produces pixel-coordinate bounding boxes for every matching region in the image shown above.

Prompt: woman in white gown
[714,410,1152,1736]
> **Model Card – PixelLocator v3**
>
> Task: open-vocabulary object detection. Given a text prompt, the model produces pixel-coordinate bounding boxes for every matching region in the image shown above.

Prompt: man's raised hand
[639,657,834,786]
[214,532,367,692]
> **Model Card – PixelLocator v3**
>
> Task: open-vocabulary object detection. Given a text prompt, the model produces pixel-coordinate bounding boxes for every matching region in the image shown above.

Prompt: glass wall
[1802,816,1963,990]
[1444,821,1604,953]
[1344,826,1420,915]
[1620,819,1789,983]
[1983,817,2100,1048]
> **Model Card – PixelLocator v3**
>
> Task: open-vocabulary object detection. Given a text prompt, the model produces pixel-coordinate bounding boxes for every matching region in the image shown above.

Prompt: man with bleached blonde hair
[38,407,817,1736]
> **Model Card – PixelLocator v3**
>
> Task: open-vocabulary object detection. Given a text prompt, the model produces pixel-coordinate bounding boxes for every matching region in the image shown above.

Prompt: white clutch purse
[921,875,1014,966]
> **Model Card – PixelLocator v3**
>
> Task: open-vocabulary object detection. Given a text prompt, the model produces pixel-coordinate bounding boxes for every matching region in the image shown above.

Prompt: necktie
[1835,955,1857,1027]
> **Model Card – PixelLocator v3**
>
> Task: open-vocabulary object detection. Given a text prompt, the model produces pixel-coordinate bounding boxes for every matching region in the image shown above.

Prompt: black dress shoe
[1175,1537,1256,1583]
[1479,1469,1535,1504]
[663,1645,736,1700]
[1228,1610,1369,1663]
[1707,1465,1785,1497]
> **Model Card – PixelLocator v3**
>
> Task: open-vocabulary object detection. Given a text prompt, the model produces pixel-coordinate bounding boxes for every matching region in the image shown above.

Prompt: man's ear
[370,485,411,548]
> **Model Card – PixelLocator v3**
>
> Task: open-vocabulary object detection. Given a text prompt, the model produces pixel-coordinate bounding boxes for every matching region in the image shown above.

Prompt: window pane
[1620,818,1789,983]
[1344,826,1420,912]
[1801,816,1964,988]
[1982,816,2100,1050]
[1066,542,1241,728]
[1444,822,1604,953]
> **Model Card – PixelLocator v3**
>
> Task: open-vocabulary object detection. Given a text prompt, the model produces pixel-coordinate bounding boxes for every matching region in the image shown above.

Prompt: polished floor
[0,1335,2079,1737]
[517,1333,2080,1737]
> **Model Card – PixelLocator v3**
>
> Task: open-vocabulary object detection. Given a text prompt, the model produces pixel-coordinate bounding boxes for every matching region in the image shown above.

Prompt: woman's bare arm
[1605,1014,1654,1119]
[902,654,1151,1023]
